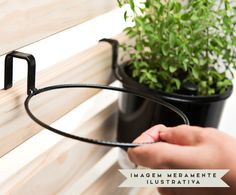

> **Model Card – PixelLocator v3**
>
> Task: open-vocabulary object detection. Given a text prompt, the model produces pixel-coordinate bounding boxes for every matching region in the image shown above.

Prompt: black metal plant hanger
[4,39,189,149]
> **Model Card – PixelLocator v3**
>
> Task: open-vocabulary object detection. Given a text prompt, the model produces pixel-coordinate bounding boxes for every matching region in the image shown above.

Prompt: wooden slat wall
[0,34,128,157]
[0,89,118,194]
[0,1,157,194]
[0,88,158,194]
[0,0,117,55]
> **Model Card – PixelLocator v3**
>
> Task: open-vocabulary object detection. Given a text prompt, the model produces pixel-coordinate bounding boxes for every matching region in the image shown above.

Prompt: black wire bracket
[99,39,119,73]
[2,49,189,149]
[4,51,37,95]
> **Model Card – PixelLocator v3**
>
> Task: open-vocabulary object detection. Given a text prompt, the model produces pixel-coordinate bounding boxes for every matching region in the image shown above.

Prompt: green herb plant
[117,0,236,95]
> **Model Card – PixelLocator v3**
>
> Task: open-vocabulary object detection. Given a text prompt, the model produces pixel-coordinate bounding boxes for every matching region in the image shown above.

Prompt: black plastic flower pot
[116,63,233,143]
[101,39,233,144]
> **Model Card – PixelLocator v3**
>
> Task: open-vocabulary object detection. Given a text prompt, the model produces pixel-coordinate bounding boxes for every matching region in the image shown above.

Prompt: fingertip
[145,124,167,141]
[133,124,167,143]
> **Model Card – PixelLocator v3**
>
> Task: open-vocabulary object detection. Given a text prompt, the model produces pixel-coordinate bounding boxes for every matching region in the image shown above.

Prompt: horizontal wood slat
[0,86,118,194]
[82,163,130,195]
[60,148,120,195]
[0,0,117,55]
[0,34,128,157]
[81,163,158,195]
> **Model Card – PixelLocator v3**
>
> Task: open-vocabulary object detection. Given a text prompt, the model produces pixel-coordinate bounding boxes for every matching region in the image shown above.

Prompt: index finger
[133,124,168,144]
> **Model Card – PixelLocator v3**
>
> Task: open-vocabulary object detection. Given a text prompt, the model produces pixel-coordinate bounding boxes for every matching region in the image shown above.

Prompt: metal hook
[4,51,37,95]
[99,38,119,73]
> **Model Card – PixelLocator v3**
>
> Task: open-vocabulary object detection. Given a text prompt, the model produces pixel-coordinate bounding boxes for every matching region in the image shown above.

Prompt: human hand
[128,125,236,195]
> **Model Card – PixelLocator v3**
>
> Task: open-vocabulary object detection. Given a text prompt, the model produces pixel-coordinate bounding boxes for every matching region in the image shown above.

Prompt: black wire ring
[24,84,189,148]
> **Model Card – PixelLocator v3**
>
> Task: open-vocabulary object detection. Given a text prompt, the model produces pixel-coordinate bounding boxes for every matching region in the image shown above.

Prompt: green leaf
[169,33,175,48]
[144,24,153,32]
[224,0,230,10]
[233,7,236,15]
[166,15,174,26]
[139,74,146,83]
[161,44,169,56]
[181,13,191,20]
[117,0,122,7]
[223,15,231,27]
[172,78,181,89]
[210,69,222,80]
[193,58,199,64]
[199,59,206,66]
[223,79,232,86]
[217,81,224,88]
[232,37,236,45]
[161,61,168,71]
[183,46,190,55]
[157,3,164,15]
[169,65,177,73]
[175,79,181,89]
[200,81,207,88]
[208,88,215,95]
[192,67,199,79]
[124,11,128,21]
[174,2,181,13]
[140,61,148,68]
[183,61,188,71]
[191,14,198,21]
[214,37,224,47]
[132,69,139,77]
[148,74,157,83]
[136,44,143,51]
[135,17,143,27]
[128,0,135,11]
[168,0,175,11]
[144,0,150,8]
[208,76,213,85]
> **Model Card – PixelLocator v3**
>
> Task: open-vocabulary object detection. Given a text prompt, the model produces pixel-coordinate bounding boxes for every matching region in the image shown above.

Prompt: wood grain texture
[0,0,117,55]
[0,87,118,194]
[59,148,120,195]
[0,34,128,157]
[82,163,158,195]
[62,148,158,195]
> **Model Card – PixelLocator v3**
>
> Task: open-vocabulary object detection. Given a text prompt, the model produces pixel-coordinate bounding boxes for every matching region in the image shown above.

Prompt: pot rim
[116,63,233,103]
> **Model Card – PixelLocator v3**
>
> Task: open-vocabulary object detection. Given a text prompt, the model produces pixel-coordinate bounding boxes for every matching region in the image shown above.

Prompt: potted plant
[104,0,236,143]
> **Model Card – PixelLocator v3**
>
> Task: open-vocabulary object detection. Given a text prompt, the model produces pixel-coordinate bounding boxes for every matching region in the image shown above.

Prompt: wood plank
[0,34,128,157]
[59,148,120,195]
[0,86,118,194]
[81,163,130,195]
[81,163,158,195]
[0,0,117,55]
[136,188,159,195]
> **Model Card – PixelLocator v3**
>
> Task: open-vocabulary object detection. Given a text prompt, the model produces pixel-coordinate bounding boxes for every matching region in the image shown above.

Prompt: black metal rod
[24,83,190,148]
[4,51,36,95]
[99,38,119,73]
